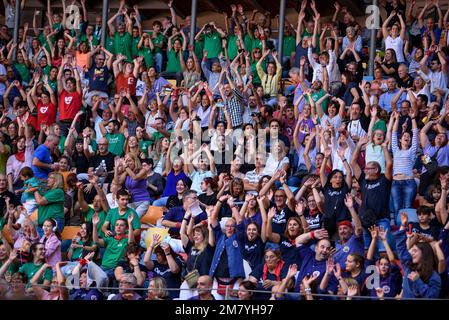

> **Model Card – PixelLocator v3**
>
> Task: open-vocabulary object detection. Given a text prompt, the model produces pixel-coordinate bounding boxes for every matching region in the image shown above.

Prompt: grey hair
[121,273,137,286]
[289,67,300,76]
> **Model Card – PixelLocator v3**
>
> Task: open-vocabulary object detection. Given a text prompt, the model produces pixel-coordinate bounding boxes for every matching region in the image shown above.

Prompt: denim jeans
[390,179,417,226]
[152,196,168,207]
[362,218,394,253]
[154,52,163,73]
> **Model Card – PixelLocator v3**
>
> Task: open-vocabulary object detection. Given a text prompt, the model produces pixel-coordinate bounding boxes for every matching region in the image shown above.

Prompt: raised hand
[268,207,277,220]
[368,225,378,239]
[344,193,354,209]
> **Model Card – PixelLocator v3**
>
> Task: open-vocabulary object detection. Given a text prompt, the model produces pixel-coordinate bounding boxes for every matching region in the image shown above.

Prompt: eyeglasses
[225,225,236,229]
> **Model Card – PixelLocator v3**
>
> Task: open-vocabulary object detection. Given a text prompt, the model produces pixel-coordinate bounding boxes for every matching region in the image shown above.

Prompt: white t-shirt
[385,36,405,63]
[262,154,290,176]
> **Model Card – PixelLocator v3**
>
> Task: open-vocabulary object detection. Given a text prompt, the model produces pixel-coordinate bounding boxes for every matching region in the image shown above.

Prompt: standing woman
[235,196,267,272]
[394,214,441,298]
[382,11,406,63]
[180,46,201,91]
[34,172,65,237]
[390,110,418,225]
[319,148,353,235]
[115,154,150,218]
[179,209,214,300]
[47,32,74,68]
[39,219,61,271]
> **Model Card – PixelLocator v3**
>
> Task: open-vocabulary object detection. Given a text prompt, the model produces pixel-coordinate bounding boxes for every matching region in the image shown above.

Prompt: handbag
[184,251,201,288]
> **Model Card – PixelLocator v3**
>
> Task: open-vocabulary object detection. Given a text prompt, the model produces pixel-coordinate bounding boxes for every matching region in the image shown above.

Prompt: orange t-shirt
[76,52,89,70]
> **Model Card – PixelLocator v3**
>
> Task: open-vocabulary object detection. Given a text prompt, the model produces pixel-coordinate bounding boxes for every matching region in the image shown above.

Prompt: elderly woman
[33,172,65,237]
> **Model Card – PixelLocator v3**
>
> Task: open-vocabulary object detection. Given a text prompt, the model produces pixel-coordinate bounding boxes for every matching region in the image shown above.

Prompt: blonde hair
[49,172,64,190]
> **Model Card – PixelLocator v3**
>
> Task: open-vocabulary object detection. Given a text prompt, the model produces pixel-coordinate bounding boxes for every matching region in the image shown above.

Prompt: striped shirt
[391,128,418,177]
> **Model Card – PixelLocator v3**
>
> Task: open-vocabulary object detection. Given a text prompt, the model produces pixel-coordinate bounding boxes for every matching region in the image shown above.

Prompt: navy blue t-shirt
[269,204,296,235]
[163,207,207,237]
[279,235,300,267]
[237,222,265,270]
[151,257,183,299]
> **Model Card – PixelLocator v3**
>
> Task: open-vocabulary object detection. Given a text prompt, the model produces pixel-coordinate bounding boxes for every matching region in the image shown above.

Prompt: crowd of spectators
[0,0,448,300]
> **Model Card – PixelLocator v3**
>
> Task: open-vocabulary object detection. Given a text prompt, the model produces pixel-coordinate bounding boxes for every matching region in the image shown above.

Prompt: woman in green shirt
[7,46,31,85]
[67,222,97,262]
[34,172,65,236]
[137,34,155,68]
[161,31,186,86]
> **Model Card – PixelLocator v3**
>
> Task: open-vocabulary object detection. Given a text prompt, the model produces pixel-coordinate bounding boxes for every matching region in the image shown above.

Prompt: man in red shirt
[58,57,83,136]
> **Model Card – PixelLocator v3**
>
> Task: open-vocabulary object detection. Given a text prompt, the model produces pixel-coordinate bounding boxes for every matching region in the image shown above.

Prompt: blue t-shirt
[31,145,52,179]
[162,171,190,197]
[152,258,183,299]
[163,207,207,237]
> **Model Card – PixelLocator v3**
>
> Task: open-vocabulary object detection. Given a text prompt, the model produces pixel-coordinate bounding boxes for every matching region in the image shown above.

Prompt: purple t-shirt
[125,176,150,203]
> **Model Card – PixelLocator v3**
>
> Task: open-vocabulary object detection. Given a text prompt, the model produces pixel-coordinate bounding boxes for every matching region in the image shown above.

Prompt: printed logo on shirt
[366,182,381,190]
[128,77,134,85]
[343,246,350,253]
[64,96,73,105]
[244,243,258,252]
[90,295,98,300]
[40,106,48,114]
[281,240,294,248]
[312,271,320,278]
[273,210,287,225]
[154,267,171,276]
[382,285,391,294]
[233,240,239,248]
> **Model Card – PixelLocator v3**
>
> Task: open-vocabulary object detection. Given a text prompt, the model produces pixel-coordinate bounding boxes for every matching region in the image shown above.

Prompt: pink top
[40,233,61,270]
[6,140,34,184]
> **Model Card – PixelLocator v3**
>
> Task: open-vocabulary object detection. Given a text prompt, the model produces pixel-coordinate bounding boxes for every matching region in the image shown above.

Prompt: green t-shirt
[105,132,125,157]
[373,119,387,133]
[305,89,328,113]
[194,40,204,61]
[105,36,115,54]
[139,140,151,157]
[58,136,66,154]
[101,237,128,269]
[70,239,96,261]
[105,207,140,232]
[203,31,222,59]
[38,33,52,53]
[283,36,296,57]
[301,30,321,53]
[0,259,19,276]
[149,132,165,145]
[37,188,65,225]
[149,32,165,54]
[14,63,30,83]
[227,34,238,60]
[250,60,265,85]
[19,262,53,285]
[113,32,133,61]
[83,207,106,238]
[139,47,154,68]
[132,36,140,59]
[165,49,182,73]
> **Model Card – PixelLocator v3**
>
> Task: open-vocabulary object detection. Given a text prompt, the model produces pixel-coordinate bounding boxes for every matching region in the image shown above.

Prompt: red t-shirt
[116,72,136,96]
[37,100,57,128]
[16,114,38,131]
[59,90,82,121]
